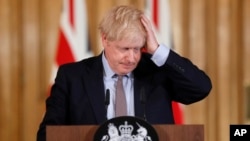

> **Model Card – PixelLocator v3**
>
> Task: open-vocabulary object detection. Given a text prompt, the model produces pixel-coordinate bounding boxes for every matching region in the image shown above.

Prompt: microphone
[140,87,147,121]
[105,89,110,119]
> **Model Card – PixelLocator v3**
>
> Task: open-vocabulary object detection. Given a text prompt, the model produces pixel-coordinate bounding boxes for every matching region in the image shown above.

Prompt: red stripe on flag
[172,102,183,124]
[152,0,158,28]
[69,0,74,29]
[56,29,75,66]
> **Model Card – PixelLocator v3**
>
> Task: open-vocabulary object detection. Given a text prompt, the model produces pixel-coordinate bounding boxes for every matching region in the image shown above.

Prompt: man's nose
[126,49,136,62]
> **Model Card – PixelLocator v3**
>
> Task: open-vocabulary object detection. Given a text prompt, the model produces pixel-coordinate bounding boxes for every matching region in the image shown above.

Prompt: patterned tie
[115,75,127,117]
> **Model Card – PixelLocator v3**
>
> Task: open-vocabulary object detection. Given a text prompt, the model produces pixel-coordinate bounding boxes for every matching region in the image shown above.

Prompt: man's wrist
[151,44,170,66]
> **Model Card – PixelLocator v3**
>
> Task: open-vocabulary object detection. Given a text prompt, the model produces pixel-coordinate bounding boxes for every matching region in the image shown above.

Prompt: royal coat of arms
[94,116,158,141]
[100,121,152,141]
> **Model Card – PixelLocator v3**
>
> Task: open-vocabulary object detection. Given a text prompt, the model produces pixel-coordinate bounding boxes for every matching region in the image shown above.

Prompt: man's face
[102,35,145,75]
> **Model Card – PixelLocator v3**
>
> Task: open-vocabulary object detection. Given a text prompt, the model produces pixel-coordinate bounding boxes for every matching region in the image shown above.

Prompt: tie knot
[117,75,123,80]
[113,74,127,79]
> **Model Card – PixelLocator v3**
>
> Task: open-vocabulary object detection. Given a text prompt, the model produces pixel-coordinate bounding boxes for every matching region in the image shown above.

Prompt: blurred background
[1,0,250,141]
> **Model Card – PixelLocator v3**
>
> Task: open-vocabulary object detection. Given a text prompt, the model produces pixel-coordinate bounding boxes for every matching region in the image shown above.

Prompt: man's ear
[101,33,108,46]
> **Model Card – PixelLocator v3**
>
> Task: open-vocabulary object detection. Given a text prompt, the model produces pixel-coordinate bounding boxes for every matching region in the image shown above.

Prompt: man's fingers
[140,14,159,54]
[141,15,151,31]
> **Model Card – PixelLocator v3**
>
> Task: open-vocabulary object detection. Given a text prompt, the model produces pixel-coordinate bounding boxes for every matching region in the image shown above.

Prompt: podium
[47,125,204,141]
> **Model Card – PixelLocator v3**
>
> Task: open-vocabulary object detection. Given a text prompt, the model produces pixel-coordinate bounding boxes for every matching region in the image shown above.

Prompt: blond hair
[99,5,146,42]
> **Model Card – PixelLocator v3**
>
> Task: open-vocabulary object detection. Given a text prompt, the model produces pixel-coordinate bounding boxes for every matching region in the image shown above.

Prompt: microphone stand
[104,89,110,120]
[140,87,147,121]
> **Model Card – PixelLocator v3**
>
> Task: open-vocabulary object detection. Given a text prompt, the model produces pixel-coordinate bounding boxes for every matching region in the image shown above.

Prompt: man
[37,5,212,141]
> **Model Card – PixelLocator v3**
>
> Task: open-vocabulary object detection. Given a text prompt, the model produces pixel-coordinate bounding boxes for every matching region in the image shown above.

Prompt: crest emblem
[94,116,158,141]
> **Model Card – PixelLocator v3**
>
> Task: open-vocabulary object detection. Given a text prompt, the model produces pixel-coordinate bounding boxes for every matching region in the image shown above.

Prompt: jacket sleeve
[163,50,212,104]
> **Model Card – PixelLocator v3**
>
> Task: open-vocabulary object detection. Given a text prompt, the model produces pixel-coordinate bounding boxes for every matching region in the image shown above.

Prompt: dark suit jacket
[37,50,212,141]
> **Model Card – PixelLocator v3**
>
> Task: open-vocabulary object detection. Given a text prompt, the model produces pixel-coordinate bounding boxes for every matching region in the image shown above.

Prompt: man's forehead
[114,39,145,48]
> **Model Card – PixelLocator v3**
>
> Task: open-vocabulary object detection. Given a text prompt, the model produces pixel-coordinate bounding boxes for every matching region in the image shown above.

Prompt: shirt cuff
[151,44,170,67]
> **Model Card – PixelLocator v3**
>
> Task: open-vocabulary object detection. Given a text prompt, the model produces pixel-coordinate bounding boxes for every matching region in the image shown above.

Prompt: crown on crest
[119,121,134,135]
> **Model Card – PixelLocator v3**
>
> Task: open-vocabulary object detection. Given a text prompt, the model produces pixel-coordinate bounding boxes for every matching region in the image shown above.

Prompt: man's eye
[118,48,127,52]
[134,48,140,52]
[123,48,129,51]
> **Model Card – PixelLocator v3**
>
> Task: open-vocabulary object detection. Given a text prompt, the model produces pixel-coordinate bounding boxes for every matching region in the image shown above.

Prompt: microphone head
[105,89,110,105]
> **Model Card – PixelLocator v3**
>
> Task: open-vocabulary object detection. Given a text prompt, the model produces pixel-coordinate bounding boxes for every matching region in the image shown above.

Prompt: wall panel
[0,0,10,140]
[243,0,250,123]
[230,0,243,124]
[0,0,22,140]
[204,0,218,140]
[217,0,231,140]
[21,0,41,140]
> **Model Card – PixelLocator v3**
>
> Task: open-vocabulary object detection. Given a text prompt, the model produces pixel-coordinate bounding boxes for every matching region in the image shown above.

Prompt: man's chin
[121,68,135,74]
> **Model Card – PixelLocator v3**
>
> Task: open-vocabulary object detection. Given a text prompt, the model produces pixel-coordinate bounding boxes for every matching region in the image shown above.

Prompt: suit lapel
[81,54,107,124]
[134,77,145,119]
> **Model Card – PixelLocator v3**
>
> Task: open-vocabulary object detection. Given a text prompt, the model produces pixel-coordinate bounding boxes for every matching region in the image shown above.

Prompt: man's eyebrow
[116,44,144,49]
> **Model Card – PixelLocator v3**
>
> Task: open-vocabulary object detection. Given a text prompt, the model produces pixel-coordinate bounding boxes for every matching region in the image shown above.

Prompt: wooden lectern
[47,125,204,141]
